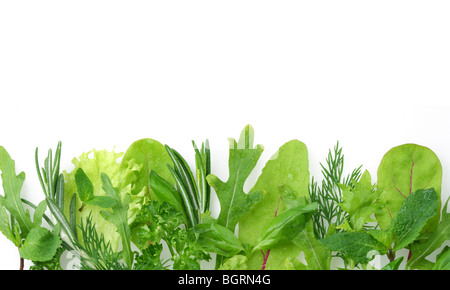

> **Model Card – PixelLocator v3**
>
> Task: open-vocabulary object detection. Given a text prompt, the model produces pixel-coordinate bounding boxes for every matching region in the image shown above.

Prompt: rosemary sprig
[35,142,78,250]
[309,141,362,239]
[165,140,211,227]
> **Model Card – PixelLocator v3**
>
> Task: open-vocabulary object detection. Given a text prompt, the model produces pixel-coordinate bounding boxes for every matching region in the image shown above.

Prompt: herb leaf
[319,232,388,264]
[390,188,440,251]
[377,144,442,230]
[207,125,264,232]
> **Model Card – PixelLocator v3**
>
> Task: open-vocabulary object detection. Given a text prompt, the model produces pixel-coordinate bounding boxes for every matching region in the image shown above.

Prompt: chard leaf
[19,227,62,262]
[207,125,264,232]
[0,146,34,235]
[254,203,317,251]
[292,220,331,270]
[376,144,442,230]
[407,197,450,269]
[319,232,388,264]
[239,139,310,269]
[390,188,440,251]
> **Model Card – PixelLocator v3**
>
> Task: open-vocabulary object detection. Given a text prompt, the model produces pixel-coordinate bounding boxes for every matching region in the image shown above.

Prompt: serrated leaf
[390,188,440,251]
[338,170,383,232]
[407,197,450,269]
[319,232,388,264]
[207,125,264,232]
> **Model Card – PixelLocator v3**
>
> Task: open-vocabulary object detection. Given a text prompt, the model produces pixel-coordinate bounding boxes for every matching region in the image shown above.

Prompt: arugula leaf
[433,246,450,270]
[376,144,442,231]
[0,146,34,236]
[207,125,264,232]
[99,173,134,269]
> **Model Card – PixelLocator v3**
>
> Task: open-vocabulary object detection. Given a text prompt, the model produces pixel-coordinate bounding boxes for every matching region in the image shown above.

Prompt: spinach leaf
[239,139,310,269]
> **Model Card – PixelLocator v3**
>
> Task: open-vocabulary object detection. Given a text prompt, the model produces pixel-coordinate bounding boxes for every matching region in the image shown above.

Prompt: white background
[1,1,449,270]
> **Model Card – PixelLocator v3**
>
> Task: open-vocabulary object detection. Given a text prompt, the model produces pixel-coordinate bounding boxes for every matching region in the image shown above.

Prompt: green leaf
[75,168,94,203]
[99,173,133,269]
[120,138,174,198]
[194,222,245,257]
[239,139,310,269]
[0,146,34,235]
[433,246,450,270]
[381,256,404,270]
[19,227,62,262]
[254,202,317,251]
[149,170,187,224]
[292,220,331,270]
[407,197,450,269]
[337,170,383,232]
[88,196,117,208]
[376,144,442,230]
[390,188,440,251]
[0,204,21,246]
[319,232,388,264]
[218,255,248,270]
[207,125,264,232]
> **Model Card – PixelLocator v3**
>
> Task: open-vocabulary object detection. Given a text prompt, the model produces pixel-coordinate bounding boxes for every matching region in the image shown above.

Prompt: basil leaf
[254,202,317,251]
[194,222,244,257]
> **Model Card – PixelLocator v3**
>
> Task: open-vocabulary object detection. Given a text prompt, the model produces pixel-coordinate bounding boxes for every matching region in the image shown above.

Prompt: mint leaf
[319,232,387,264]
[390,188,440,251]
[19,227,62,262]
[408,197,450,269]
[207,125,264,232]
[75,168,94,203]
